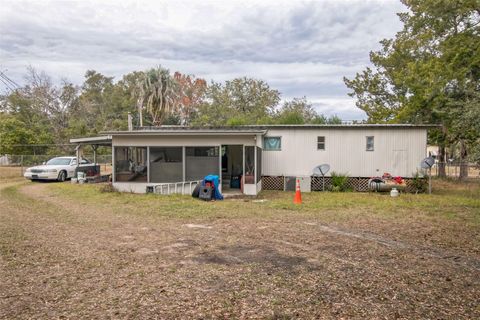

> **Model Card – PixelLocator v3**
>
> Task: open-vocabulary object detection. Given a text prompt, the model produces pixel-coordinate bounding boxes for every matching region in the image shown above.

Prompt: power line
[0,70,20,93]
[0,70,20,88]
[0,76,15,92]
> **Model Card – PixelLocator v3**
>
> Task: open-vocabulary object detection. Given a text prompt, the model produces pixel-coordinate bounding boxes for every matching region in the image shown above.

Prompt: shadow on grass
[193,244,310,272]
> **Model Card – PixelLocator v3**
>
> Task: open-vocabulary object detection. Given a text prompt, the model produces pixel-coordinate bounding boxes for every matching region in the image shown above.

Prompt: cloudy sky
[0,0,406,120]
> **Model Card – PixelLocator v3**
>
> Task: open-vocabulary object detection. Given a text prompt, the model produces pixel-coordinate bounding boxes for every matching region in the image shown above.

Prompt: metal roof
[101,127,268,136]
[100,124,439,136]
[246,124,440,129]
[70,135,112,145]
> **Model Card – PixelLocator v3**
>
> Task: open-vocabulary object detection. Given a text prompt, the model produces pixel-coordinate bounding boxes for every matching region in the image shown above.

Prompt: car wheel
[57,171,66,182]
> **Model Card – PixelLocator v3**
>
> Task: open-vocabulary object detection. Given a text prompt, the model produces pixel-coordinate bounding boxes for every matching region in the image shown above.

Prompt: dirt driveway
[1,181,479,319]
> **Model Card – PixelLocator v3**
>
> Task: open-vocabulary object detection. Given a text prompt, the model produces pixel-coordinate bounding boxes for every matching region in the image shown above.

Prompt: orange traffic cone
[294,178,302,204]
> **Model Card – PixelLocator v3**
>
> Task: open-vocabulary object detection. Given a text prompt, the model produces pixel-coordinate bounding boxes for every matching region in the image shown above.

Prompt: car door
[68,159,77,177]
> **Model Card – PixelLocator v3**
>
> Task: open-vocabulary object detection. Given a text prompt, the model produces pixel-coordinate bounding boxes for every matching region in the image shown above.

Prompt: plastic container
[390,188,399,197]
[71,178,78,184]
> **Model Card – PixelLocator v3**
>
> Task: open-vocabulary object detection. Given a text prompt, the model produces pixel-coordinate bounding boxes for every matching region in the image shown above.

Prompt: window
[366,136,374,151]
[71,158,89,165]
[46,157,71,165]
[185,147,220,181]
[263,137,281,151]
[114,147,147,182]
[149,147,183,183]
[256,146,262,184]
[186,146,219,157]
[317,136,325,150]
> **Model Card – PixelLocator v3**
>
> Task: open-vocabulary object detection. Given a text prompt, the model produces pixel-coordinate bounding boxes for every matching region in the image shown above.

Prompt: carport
[69,135,112,176]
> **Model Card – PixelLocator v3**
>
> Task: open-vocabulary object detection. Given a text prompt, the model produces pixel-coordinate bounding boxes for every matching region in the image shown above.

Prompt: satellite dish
[420,157,435,169]
[420,156,434,195]
[313,164,330,191]
[313,164,330,176]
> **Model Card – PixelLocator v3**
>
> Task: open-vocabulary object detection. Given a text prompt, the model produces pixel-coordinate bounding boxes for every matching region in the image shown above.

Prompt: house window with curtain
[317,136,325,150]
[366,136,374,151]
[263,137,281,151]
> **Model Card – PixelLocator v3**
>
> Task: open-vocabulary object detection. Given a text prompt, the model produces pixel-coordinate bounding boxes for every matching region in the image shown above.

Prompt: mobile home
[71,124,433,195]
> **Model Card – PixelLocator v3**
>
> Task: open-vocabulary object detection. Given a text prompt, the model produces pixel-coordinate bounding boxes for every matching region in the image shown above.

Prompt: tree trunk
[437,145,446,178]
[459,140,468,180]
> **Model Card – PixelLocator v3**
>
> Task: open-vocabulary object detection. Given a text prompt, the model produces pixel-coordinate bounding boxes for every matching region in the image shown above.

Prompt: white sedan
[24,157,90,182]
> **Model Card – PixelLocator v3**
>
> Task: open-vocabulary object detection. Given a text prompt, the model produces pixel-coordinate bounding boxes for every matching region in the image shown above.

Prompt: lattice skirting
[311,177,371,192]
[262,176,425,193]
[261,176,285,190]
[311,177,332,191]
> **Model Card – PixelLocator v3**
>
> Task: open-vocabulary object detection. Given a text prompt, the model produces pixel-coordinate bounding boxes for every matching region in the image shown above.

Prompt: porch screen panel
[244,146,255,184]
[256,146,262,183]
[114,147,147,182]
[185,147,219,181]
[149,147,183,183]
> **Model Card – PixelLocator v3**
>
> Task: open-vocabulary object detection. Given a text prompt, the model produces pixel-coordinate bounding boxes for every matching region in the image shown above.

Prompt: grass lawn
[1,178,479,318]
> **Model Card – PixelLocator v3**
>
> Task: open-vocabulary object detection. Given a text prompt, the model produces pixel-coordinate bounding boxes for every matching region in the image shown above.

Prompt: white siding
[261,128,427,178]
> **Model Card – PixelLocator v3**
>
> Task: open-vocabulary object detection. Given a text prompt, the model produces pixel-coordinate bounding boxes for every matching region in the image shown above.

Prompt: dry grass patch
[0,179,479,319]
[0,166,24,180]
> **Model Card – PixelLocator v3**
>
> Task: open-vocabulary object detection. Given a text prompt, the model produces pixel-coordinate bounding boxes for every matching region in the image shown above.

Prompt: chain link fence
[1,154,478,180]
[432,162,480,179]
[0,154,112,180]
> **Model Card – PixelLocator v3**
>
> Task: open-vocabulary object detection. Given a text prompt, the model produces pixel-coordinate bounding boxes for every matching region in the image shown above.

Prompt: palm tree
[135,66,179,126]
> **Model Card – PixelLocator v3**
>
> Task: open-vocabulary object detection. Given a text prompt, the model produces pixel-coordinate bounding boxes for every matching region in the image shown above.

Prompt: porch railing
[153,180,202,195]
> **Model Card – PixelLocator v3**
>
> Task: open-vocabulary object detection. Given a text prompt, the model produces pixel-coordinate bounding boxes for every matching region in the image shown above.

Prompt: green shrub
[410,171,428,194]
[330,171,351,192]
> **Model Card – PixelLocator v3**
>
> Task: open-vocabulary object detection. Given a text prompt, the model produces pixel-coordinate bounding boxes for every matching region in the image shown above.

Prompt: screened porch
[112,145,262,195]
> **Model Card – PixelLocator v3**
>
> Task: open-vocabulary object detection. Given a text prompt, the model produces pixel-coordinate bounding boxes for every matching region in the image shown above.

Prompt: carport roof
[70,135,112,145]
[101,127,267,136]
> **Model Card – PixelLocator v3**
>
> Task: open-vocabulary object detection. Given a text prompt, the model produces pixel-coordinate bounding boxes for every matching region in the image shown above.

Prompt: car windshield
[46,158,72,165]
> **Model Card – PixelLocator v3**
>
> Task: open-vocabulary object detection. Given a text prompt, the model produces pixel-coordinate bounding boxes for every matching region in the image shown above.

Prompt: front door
[221,145,243,192]
[243,145,256,195]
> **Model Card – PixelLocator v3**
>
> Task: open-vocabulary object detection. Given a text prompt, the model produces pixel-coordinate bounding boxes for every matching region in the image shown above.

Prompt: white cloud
[310,97,365,120]
[0,0,406,119]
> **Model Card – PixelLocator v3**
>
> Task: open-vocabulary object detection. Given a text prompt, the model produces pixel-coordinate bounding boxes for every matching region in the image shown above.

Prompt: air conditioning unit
[284,176,311,192]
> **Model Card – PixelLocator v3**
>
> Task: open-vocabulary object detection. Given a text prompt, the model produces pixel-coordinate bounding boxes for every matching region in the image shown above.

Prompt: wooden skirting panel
[262,176,424,193]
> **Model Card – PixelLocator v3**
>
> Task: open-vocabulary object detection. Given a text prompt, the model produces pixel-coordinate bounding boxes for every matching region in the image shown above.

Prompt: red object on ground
[294,179,302,204]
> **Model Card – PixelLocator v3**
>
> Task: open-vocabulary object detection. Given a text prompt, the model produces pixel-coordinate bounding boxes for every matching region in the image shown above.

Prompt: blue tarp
[202,174,223,200]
